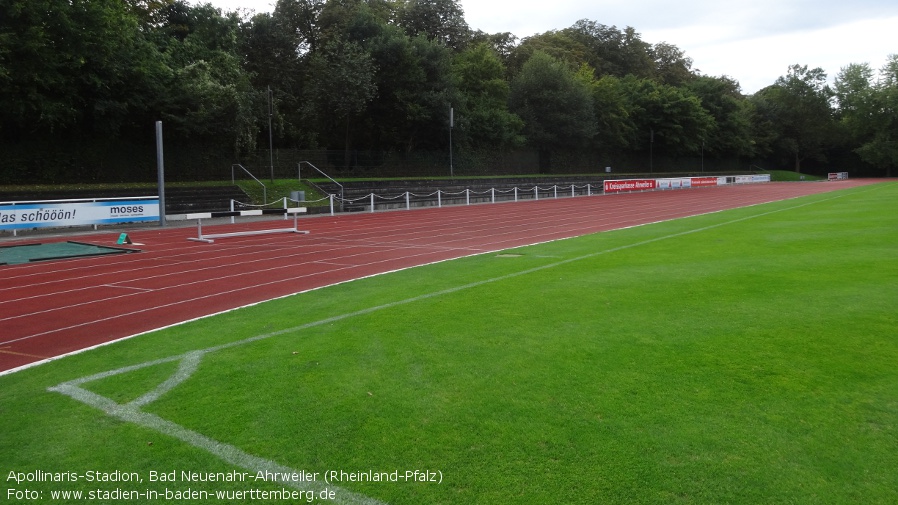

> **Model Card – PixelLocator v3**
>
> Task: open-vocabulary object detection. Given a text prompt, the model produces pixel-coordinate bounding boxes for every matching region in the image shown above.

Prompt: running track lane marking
[103,284,158,292]
[0,347,49,359]
[47,191,861,505]
[24,186,873,353]
[0,243,488,342]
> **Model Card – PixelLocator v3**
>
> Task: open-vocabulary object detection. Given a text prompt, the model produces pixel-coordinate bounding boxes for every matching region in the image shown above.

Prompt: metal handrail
[299,161,343,211]
[232,164,267,204]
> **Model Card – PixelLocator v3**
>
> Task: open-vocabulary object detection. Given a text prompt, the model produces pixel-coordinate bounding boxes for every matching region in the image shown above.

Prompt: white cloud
[645,15,898,93]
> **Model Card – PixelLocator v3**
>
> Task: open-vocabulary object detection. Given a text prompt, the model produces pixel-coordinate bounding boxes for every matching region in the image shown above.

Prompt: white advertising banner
[0,198,159,231]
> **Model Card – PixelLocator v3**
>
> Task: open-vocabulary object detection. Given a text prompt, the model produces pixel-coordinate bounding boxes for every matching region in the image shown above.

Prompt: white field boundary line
[48,352,385,505]
[0,240,389,300]
[7,186,867,369]
[0,242,415,310]
[7,183,879,368]
[0,186,775,305]
[0,197,624,288]
[2,205,569,301]
[0,240,496,330]
[41,190,869,505]
[2,196,704,329]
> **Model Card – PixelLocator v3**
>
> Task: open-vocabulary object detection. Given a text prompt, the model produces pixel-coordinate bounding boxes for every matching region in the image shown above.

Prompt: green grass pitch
[2,182,896,504]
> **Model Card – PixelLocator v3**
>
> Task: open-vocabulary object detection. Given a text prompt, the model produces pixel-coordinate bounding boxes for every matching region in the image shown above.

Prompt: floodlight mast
[449,106,454,178]
[268,86,274,183]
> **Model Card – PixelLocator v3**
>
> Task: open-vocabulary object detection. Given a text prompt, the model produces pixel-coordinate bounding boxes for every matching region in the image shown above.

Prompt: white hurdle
[167,207,309,243]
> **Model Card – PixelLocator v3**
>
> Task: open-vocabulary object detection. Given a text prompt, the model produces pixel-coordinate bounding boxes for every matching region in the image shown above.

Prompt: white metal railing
[232,164,267,204]
[286,174,766,216]
[287,184,600,215]
[299,161,343,211]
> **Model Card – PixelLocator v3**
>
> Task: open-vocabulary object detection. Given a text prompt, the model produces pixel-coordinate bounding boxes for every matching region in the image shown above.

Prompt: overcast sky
[203,0,897,94]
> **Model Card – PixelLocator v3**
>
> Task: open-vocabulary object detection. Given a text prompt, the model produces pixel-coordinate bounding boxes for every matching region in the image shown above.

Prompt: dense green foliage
[0,0,895,182]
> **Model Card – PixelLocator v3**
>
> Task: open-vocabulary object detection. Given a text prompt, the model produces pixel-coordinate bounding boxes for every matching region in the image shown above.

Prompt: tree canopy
[0,0,894,182]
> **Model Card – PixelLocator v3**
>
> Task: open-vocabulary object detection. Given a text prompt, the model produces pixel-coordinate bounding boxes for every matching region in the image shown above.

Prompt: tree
[0,0,165,138]
[617,76,714,157]
[687,75,755,158]
[158,3,262,156]
[574,72,634,152]
[834,62,874,118]
[273,0,325,56]
[305,39,377,164]
[562,20,653,79]
[837,56,898,176]
[509,51,596,171]
[352,24,460,153]
[239,9,316,147]
[396,0,470,51]
[469,30,518,65]
[752,64,836,172]
[452,43,524,149]
[650,42,694,86]
[124,0,175,29]
[508,30,590,76]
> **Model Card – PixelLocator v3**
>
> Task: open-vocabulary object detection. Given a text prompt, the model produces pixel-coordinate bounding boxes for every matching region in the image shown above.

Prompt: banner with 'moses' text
[0,199,159,231]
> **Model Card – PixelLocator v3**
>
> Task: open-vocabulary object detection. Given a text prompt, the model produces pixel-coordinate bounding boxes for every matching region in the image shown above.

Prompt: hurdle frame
[167,208,308,243]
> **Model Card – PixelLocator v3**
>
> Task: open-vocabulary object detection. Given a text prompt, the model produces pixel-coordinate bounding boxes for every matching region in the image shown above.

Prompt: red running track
[0,180,885,373]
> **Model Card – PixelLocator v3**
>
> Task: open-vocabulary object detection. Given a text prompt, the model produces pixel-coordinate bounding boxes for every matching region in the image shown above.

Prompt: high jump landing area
[0,241,140,265]
[0,179,888,374]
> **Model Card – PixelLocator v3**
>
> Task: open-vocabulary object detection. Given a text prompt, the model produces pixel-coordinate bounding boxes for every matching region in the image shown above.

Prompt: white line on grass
[49,353,385,505]
[45,192,865,505]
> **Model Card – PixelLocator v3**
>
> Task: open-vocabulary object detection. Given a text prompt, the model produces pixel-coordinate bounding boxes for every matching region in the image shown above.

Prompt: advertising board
[0,198,160,231]
[603,179,657,193]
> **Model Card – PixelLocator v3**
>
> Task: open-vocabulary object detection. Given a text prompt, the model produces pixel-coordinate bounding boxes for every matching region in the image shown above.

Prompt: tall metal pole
[268,86,274,183]
[155,121,166,227]
[701,140,705,173]
[449,106,454,178]
[649,128,654,174]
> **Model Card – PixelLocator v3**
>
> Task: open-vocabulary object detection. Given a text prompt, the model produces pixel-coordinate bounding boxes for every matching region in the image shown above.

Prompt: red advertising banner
[690,177,719,187]
[604,179,656,193]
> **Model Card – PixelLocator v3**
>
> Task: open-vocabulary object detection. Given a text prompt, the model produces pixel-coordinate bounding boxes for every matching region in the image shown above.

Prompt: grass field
[1,182,896,504]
